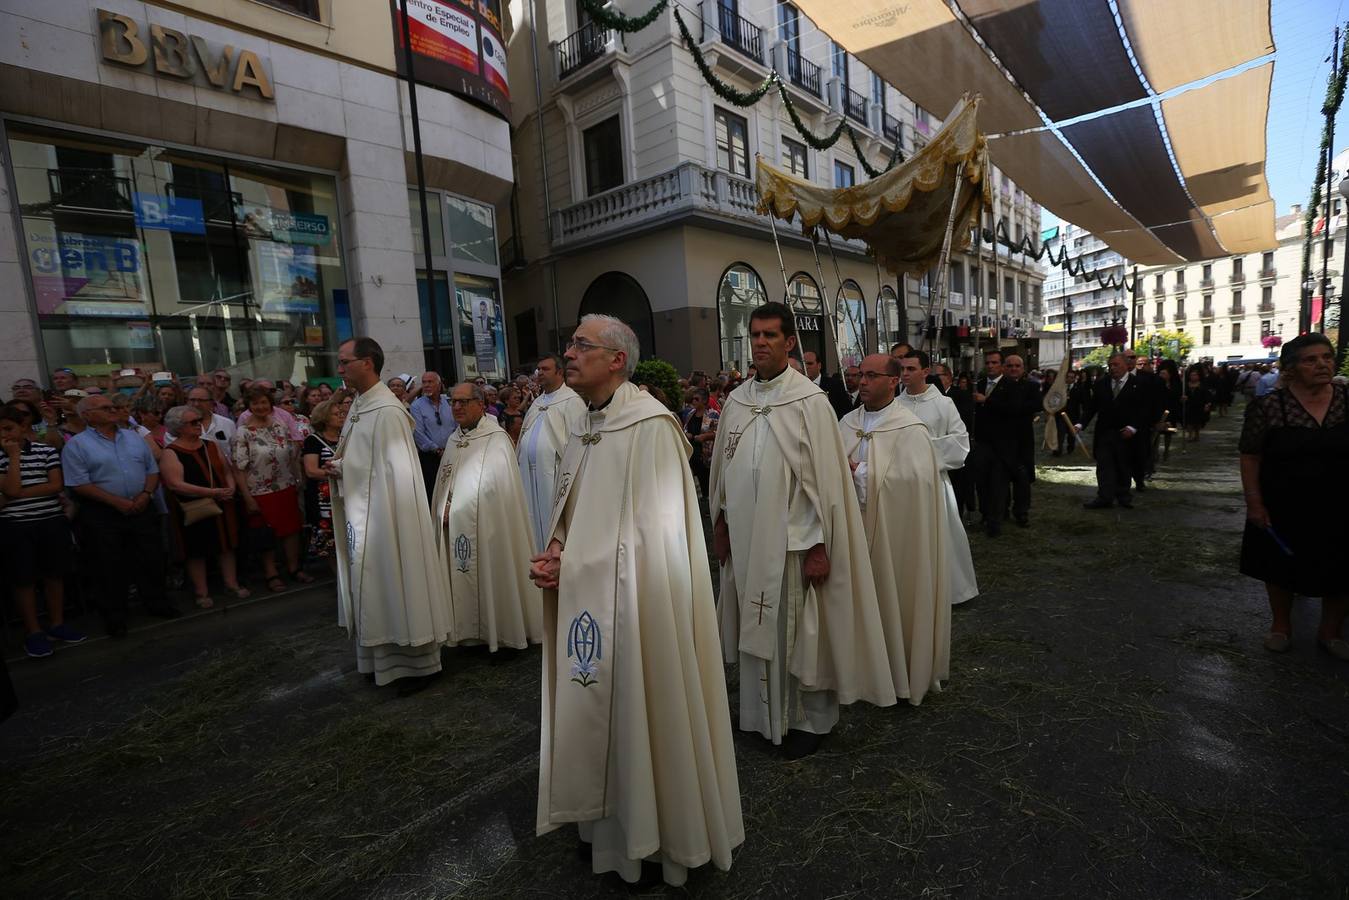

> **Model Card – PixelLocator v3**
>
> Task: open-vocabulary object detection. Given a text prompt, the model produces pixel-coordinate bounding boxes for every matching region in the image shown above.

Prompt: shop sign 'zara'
[96,9,275,101]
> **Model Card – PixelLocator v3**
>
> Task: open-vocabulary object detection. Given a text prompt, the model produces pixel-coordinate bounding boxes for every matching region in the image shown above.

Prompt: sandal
[194,596,214,610]
[267,576,287,593]
[289,569,315,584]
[227,585,253,600]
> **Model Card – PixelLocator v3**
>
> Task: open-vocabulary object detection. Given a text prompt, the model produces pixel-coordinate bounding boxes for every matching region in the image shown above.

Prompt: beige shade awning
[757,96,990,276]
[792,0,1277,264]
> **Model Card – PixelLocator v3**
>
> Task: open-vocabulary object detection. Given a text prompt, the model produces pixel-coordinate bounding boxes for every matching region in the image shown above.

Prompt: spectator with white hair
[62,394,179,637]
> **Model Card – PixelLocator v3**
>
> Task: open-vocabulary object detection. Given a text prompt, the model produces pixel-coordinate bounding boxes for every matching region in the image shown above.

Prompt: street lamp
[1337,175,1349,366]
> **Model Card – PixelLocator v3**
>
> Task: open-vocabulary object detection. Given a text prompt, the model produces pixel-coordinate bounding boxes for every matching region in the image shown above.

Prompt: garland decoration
[672,7,778,106]
[1300,31,1349,331]
[980,219,1136,294]
[579,0,670,32]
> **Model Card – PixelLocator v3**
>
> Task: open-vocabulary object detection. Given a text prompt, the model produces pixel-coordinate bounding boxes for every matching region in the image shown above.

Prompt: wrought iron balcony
[1259,268,1277,281]
[844,87,868,125]
[557,20,613,79]
[1200,306,1215,319]
[1152,286,1165,297]
[882,111,901,144]
[1229,305,1245,316]
[1258,302,1276,313]
[717,5,763,65]
[1199,278,1215,290]
[784,48,821,98]
[1152,314,1165,324]
[1230,271,1246,286]
[1174,283,1187,297]
[42,169,132,212]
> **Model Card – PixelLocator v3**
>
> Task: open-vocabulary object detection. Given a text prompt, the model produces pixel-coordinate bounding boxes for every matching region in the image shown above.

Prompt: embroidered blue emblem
[346,521,356,557]
[454,534,471,573]
[566,610,602,687]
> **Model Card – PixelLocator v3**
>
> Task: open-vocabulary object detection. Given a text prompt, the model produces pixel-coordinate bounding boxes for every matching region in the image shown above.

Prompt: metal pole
[1339,181,1349,366]
[1319,26,1340,334]
[766,211,806,368]
[399,0,444,376]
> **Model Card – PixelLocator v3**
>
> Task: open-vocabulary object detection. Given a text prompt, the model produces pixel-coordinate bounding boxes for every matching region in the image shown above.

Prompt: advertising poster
[26,226,149,317]
[254,243,321,314]
[235,202,331,247]
[392,0,510,118]
[470,294,500,377]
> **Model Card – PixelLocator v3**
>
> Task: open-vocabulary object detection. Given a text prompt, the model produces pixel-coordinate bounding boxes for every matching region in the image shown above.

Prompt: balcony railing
[1174,313,1187,323]
[844,87,868,125]
[1230,272,1246,286]
[1152,314,1165,323]
[1199,278,1215,290]
[551,160,870,253]
[1200,306,1215,319]
[1258,302,1276,313]
[1152,286,1165,297]
[717,5,763,65]
[882,111,901,144]
[1259,268,1277,280]
[557,20,613,79]
[1229,305,1245,316]
[43,169,133,212]
[1174,284,1187,297]
[784,48,821,98]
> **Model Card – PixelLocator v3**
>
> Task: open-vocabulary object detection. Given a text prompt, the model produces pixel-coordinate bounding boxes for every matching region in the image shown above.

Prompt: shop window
[715,108,750,178]
[9,125,347,383]
[786,272,824,362]
[717,263,769,371]
[782,137,809,179]
[836,280,866,367]
[447,196,497,266]
[583,116,624,196]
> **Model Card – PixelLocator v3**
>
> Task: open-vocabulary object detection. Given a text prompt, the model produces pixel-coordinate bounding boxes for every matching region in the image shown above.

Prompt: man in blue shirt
[410,371,454,495]
[62,395,179,636]
[1254,364,1280,398]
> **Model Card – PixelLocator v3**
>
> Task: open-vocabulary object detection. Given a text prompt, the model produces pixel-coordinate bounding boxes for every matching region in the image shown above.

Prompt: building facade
[1042,221,1131,366]
[1,0,515,393]
[502,0,1044,376]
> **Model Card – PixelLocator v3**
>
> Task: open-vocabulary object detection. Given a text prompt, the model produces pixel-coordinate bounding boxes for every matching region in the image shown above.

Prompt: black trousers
[78,504,168,624]
[419,451,441,499]
[1094,429,1134,504]
[972,444,1031,522]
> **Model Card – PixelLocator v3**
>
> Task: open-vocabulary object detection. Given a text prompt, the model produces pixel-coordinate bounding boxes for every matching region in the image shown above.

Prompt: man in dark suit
[843,364,862,413]
[1122,349,1164,491]
[1077,352,1152,509]
[804,350,853,419]
[971,350,1040,536]
[935,362,976,516]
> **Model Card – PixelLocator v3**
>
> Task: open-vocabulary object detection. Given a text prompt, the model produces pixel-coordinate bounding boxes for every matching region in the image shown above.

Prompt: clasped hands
[529,538,562,590]
[715,515,830,588]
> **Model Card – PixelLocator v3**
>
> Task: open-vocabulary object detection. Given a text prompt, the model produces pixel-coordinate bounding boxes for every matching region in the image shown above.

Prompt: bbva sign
[97,9,275,101]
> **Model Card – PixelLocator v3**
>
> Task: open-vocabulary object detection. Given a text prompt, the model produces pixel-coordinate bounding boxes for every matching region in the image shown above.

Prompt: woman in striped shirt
[0,405,85,658]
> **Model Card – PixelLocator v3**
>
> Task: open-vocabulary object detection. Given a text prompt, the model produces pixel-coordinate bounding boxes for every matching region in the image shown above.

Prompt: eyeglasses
[566,339,622,354]
[337,356,368,367]
[859,371,893,380]
[449,398,481,407]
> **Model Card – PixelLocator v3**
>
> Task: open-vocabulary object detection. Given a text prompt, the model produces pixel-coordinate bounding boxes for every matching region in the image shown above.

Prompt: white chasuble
[431,415,542,650]
[537,383,742,886]
[896,386,980,604]
[841,402,952,705]
[517,384,586,552]
[710,366,897,739]
[330,382,452,682]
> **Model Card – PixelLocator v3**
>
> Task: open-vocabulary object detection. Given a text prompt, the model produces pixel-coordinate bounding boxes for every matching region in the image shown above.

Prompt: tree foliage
[632,358,683,412]
[1134,329,1195,363]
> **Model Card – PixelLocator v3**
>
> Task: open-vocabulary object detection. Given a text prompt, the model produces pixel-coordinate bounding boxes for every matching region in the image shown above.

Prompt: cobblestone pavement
[2,408,1347,898]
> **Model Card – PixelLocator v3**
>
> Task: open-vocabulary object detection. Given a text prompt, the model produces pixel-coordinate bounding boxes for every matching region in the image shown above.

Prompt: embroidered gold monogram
[724,431,743,460]
[552,471,573,509]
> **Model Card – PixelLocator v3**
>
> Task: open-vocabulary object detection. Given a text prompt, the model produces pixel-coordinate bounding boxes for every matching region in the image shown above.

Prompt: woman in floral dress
[232,388,309,592]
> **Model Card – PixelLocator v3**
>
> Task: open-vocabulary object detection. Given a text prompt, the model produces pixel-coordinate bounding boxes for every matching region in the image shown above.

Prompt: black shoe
[490,647,524,665]
[363,673,376,683]
[146,605,182,619]
[782,730,825,759]
[1134,483,1147,493]
[1118,498,1134,509]
[984,519,1001,538]
[1083,499,1113,510]
[396,673,438,697]
[105,620,128,639]
[1014,515,1029,527]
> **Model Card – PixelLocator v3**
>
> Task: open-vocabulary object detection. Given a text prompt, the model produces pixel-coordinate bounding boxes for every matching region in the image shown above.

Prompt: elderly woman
[1240,333,1348,659]
[497,386,525,443]
[231,387,309,592]
[681,387,719,499]
[161,405,248,608]
[302,392,351,574]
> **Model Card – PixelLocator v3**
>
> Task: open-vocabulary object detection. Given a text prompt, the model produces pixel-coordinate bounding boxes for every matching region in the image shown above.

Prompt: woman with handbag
[231,388,308,593]
[160,405,248,609]
[301,392,351,575]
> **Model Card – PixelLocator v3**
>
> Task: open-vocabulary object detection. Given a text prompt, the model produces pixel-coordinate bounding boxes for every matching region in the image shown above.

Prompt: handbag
[178,444,223,526]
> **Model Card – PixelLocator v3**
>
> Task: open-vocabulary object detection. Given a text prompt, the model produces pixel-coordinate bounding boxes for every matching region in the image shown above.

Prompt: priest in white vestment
[897,350,980,605]
[841,355,952,705]
[710,301,897,759]
[517,353,586,551]
[530,314,742,887]
[431,382,542,651]
[330,337,451,696]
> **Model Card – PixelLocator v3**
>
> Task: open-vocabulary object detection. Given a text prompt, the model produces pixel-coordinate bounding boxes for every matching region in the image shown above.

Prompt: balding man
[1077,352,1150,509]
[971,350,1040,536]
[187,386,235,453]
[411,372,454,494]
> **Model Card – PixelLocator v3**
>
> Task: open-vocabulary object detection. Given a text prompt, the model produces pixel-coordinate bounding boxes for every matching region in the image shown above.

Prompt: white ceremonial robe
[431,415,542,651]
[331,381,451,685]
[841,402,952,705]
[896,385,980,605]
[517,385,586,552]
[710,366,897,744]
[537,382,743,887]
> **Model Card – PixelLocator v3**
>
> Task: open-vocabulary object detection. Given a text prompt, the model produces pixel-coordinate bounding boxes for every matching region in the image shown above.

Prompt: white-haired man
[517,353,585,551]
[431,381,541,653]
[530,314,742,887]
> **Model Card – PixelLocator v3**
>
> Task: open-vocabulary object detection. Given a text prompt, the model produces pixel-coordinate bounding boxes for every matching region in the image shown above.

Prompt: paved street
[3,410,1347,899]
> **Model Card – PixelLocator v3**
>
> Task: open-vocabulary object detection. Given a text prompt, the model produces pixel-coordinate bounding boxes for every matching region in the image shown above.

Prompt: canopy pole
[766,210,806,368]
[821,227,865,374]
[929,161,967,360]
[874,256,885,355]
[808,228,839,372]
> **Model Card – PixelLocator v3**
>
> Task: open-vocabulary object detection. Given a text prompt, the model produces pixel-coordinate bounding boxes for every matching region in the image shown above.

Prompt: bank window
[255,0,321,20]
[715,108,750,178]
[583,115,624,196]
[782,137,809,179]
[9,125,347,383]
[834,161,854,188]
[407,189,446,257]
[446,196,497,266]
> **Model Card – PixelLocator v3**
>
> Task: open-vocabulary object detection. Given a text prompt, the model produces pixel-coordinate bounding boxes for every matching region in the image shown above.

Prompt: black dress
[1182,386,1211,429]
[167,442,238,559]
[1238,384,1349,596]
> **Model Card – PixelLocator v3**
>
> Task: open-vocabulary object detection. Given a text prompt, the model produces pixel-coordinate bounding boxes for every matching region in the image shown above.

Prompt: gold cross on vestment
[581,433,602,445]
[751,592,773,625]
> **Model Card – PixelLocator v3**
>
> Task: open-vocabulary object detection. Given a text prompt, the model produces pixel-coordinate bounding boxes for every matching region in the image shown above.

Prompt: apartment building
[1132,204,1334,364]
[502,0,1044,375]
[0,0,514,391]
[1042,221,1131,365]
